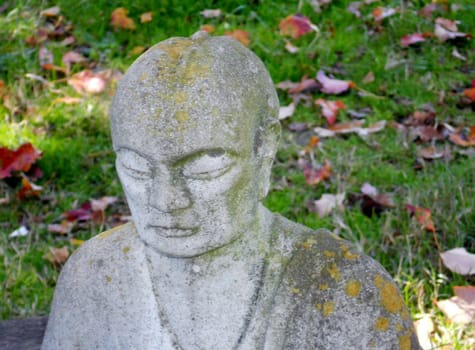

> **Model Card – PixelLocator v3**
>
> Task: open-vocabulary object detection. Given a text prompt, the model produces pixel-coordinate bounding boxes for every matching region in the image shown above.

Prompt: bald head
[110,32,279,160]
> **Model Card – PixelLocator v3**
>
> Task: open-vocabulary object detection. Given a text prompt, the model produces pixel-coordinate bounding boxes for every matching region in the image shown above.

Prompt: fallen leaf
[373,7,397,22]
[304,135,320,154]
[200,9,222,18]
[298,158,331,186]
[418,4,446,18]
[315,99,346,126]
[284,40,299,54]
[347,2,362,18]
[18,176,43,199]
[309,0,332,13]
[361,182,378,197]
[9,226,29,238]
[68,70,107,94]
[316,70,354,95]
[53,96,83,105]
[61,51,87,73]
[400,33,426,47]
[47,221,74,235]
[279,102,296,120]
[38,46,53,67]
[436,286,475,324]
[449,127,475,147]
[44,246,69,265]
[440,248,475,275]
[63,201,92,222]
[434,17,470,43]
[309,193,345,218]
[405,204,436,232]
[288,76,320,94]
[362,71,375,84]
[0,143,42,179]
[414,315,435,350]
[418,146,448,160]
[110,7,136,30]
[464,88,475,102]
[70,238,84,246]
[279,14,317,39]
[140,12,153,23]
[200,24,215,33]
[225,29,250,46]
[359,182,395,216]
[40,6,60,17]
[91,196,118,212]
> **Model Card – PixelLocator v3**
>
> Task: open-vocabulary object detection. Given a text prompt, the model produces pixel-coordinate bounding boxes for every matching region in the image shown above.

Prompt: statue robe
[42,216,420,350]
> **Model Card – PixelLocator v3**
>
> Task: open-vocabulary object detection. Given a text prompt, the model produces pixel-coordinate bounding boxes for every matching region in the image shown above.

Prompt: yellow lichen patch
[106,275,112,283]
[173,91,188,104]
[322,302,335,316]
[174,110,190,123]
[374,274,384,288]
[398,333,411,350]
[290,287,300,294]
[315,303,322,311]
[340,243,360,260]
[369,340,376,348]
[395,323,403,332]
[182,61,211,82]
[123,246,130,254]
[319,283,329,291]
[374,317,389,331]
[374,275,406,314]
[327,262,342,282]
[323,250,336,258]
[157,40,192,61]
[345,280,361,297]
[302,238,317,250]
[97,225,123,240]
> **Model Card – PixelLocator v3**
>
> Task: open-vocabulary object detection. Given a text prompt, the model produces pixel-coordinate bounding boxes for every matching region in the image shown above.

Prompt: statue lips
[147,225,198,238]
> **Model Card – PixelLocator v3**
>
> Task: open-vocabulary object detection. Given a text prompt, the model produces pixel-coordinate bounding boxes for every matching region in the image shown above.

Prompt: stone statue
[42,32,420,349]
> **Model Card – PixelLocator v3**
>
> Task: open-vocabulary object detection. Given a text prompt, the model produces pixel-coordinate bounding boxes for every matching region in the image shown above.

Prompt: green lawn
[1,0,474,348]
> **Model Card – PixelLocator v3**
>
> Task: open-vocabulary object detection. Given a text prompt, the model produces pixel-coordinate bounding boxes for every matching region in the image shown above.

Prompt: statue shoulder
[269,214,420,349]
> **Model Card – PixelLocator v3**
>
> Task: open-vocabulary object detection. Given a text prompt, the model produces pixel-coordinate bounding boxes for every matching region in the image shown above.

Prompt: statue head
[110,32,280,257]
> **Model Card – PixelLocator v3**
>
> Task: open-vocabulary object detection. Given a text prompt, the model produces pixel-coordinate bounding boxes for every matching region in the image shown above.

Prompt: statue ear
[256,118,281,200]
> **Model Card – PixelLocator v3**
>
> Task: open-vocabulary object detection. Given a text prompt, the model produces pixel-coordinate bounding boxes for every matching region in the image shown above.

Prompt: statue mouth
[147,225,197,238]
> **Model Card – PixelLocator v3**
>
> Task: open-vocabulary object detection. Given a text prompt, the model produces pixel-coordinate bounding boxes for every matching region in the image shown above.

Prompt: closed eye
[116,149,152,180]
[182,151,235,180]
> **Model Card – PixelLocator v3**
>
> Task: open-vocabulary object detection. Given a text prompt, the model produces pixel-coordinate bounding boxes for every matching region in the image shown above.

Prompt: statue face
[114,105,261,257]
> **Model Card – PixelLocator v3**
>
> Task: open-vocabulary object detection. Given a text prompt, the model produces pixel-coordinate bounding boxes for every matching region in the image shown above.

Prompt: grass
[1,0,475,348]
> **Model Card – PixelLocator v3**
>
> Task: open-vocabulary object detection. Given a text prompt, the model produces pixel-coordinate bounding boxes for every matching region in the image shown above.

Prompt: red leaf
[288,76,320,94]
[464,87,475,102]
[279,14,315,39]
[298,159,332,186]
[400,33,426,47]
[315,99,346,126]
[0,143,42,179]
[405,204,436,232]
[110,8,136,30]
[316,70,354,95]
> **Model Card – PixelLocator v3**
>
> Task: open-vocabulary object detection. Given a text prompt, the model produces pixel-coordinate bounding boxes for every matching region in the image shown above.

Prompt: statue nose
[150,175,191,212]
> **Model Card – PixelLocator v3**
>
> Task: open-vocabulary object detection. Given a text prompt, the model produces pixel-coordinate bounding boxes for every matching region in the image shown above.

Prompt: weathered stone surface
[42,32,420,349]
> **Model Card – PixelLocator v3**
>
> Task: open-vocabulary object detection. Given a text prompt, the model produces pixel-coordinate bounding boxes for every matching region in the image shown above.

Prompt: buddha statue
[42,31,420,349]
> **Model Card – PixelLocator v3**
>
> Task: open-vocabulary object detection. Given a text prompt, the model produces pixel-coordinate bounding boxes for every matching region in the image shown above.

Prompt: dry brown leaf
[44,246,70,265]
[309,193,345,218]
[40,6,60,17]
[279,14,317,39]
[110,8,136,30]
[224,30,250,46]
[436,286,475,325]
[405,204,436,233]
[140,12,153,23]
[449,127,475,147]
[440,248,475,275]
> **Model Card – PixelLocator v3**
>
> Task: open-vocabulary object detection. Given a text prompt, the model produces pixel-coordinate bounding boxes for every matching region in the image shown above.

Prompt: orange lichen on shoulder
[322,302,335,316]
[374,274,406,314]
[374,317,389,331]
[340,243,360,260]
[398,333,412,350]
[345,280,361,297]
[327,262,342,282]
